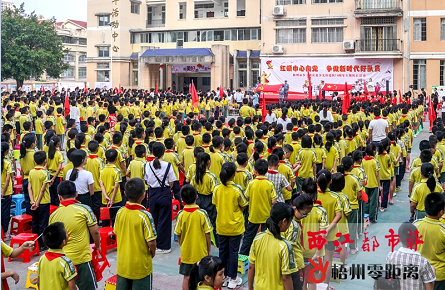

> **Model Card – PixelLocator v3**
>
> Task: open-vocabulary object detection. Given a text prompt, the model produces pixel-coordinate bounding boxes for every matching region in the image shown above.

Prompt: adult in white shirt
[367,78,375,94]
[66,150,95,208]
[235,89,244,106]
[69,100,81,131]
[368,107,389,143]
[277,107,292,132]
[318,106,333,124]
[265,107,277,124]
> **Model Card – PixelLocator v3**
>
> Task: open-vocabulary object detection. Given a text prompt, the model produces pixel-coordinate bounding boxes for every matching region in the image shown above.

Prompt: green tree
[1,3,69,88]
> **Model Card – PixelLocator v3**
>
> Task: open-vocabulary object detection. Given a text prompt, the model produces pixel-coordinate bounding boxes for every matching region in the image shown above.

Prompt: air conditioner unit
[343,40,355,51]
[272,45,284,54]
[273,5,284,16]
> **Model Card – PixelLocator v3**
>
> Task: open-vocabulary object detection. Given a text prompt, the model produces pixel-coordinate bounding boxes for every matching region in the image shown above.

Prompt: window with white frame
[413,18,426,41]
[97,63,110,69]
[312,27,343,43]
[413,59,426,90]
[62,67,74,77]
[252,62,260,85]
[131,1,140,14]
[441,18,445,41]
[133,70,138,86]
[312,0,342,3]
[179,2,187,19]
[276,28,306,44]
[97,70,110,82]
[63,54,75,62]
[237,0,245,16]
[98,15,110,26]
[79,54,87,63]
[78,67,86,79]
[440,60,444,86]
[276,0,305,4]
[98,46,110,57]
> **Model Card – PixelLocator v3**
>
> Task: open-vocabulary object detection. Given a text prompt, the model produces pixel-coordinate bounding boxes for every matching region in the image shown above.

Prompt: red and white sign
[172,64,211,74]
[260,57,393,93]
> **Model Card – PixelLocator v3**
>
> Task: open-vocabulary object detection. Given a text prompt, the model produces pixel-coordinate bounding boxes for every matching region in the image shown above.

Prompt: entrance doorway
[172,73,211,93]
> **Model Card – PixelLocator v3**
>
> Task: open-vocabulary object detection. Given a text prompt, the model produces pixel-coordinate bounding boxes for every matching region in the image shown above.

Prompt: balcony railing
[355,39,401,52]
[146,19,165,28]
[355,0,401,11]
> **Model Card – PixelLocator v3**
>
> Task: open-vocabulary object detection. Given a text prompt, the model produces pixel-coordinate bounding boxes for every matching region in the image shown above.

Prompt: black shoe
[409,218,414,223]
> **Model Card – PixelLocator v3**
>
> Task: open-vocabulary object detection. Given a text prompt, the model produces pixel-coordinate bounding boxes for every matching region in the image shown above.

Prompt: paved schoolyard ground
[4,125,428,290]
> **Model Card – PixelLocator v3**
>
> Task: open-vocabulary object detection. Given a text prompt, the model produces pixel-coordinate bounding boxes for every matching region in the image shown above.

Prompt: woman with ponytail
[324,132,339,173]
[47,136,64,206]
[1,142,14,239]
[66,149,94,207]
[248,202,295,290]
[315,169,342,287]
[144,142,176,253]
[410,162,443,220]
[188,256,225,290]
[20,133,37,215]
[212,162,247,288]
[376,138,392,212]
[208,136,226,183]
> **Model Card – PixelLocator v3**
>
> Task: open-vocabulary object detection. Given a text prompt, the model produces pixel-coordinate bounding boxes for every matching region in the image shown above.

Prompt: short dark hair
[88,140,99,153]
[425,192,445,217]
[202,133,211,144]
[134,145,146,158]
[164,138,174,149]
[420,149,433,163]
[236,152,248,166]
[180,184,197,204]
[105,149,118,163]
[42,222,67,249]
[267,154,279,167]
[329,173,345,192]
[57,180,77,199]
[254,159,268,175]
[398,222,420,246]
[125,178,146,202]
[185,135,194,146]
[34,151,46,165]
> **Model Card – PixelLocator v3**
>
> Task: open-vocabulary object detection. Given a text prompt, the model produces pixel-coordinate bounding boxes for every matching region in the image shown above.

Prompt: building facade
[1,1,14,11]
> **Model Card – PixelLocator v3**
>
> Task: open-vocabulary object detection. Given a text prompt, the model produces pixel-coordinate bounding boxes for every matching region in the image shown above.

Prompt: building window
[413,18,426,41]
[62,67,74,77]
[252,61,260,85]
[97,70,110,82]
[312,19,344,25]
[312,27,343,43]
[276,0,305,4]
[194,3,214,19]
[312,0,342,3]
[441,19,445,41]
[214,30,224,41]
[276,28,306,44]
[188,31,197,42]
[63,54,75,62]
[98,46,110,57]
[203,77,211,86]
[236,0,245,16]
[131,2,140,14]
[79,54,87,62]
[179,2,186,19]
[441,60,444,86]
[97,63,110,69]
[79,38,87,45]
[413,60,426,90]
[132,71,138,86]
[276,20,306,26]
[251,29,259,40]
[98,15,110,26]
[78,67,87,79]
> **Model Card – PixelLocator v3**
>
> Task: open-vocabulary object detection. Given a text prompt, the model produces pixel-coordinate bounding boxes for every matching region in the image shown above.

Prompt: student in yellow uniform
[190,152,218,243]
[362,144,381,224]
[177,126,190,156]
[413,192,445,289]
[85,141,106,219]
[281,194,313,290]
[35,111,45,150]
[181,136,195,172]
[175,185,213,290]
[239,99,252,118]
[209,136,227,183]
[37,222,77,290]
[239,159,277,256]
[1,142,14,239]
[248,202,296,290]
[212,163,248,288]
[185,147,204,184]
[110,132,127,178]
[376,138,392,212]
[114,178,157,290]
[324,132,339,173]
[28,151,51,249]
[130,127,149,159]
[163,138,184,209]
[410,163,443,220]
[100,149,124,226]
[188,256,225,290]
[49,180,100,290]
[46,136,64,206]
[295,135,317,193]
[55,107,66,145]
[233,153,253,191]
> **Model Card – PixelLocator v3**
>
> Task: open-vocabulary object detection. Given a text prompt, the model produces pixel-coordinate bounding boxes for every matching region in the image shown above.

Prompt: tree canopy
[1,3,69,88]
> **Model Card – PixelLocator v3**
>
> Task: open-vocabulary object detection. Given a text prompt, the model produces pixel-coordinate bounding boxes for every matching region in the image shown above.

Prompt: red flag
[308,71,312,99]
[342,82,350,114]
[261,93,267,122]
[84,82,87,93]
[42,86,45,93]
[220,86,224,98]
[428,95,436,131]
[319,86,322,100]
[398,89,402,104]
[364,81,369,97]
[64,92,70,118]
[155,84,158,95]
[190,81,199,108]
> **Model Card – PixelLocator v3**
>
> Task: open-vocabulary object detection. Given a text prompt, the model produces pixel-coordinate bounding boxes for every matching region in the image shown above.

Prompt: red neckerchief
[279,160,286,164]
[125,203,145,210]
[315,200,322,206]
[262,137,268,140]
[292,128,298,131]
[60,199,79,207]
[146,156,155,162]
[346,138,354,141]
[364,156,373,161]
[267,170,278,174]
[391,142,395,145]
[183,205,199,213]
[45,251,65,261]
[89,155,98,159]
[256,176,267,180]
[181,136,186,139]
[56,115,62,117]
[374,116,381,120]
[401,115,407,118]
[111,146,118,150]
[135,141,143,145]
[34,167,43,170]
[381,153,387,155]
[165,150,174,153]
[248,141,254,145]
[267,149,272,154]
[202,145,210,148]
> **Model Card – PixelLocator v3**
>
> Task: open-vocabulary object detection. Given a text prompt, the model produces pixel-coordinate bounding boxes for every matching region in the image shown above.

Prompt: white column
[159,65,164,90]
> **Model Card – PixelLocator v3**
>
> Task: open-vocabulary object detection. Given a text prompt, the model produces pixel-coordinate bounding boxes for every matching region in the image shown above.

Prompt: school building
[86,0,444,94]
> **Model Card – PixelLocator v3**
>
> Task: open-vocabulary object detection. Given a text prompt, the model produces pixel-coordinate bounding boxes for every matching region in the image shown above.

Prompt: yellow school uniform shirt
[35,118,44,134]
[19,114,28,132]
[37,248,77,290]
[345,138,358,156]
[190,171,218,195]
[181,147,195,172]
[410,179,443,211]
[249,230,296,290]
[289,141,301,165]
[317,189,342,241]
[114,203,157,279]
[55,115,66,135]
[351,165,367,184]
[174,204,213,264]
[324,146,339,172]
[110,145,126,173]
[209,149,227,183]
[278,161,296,201]
[154,117,162,128]
[127,157,148,189]
[130,141,149,159]
[313,146,327,165]
[413,217,445,281]
[233,168,253,191]
[281,220,304,270]
[337,192,352,235]
[239,105,251,118]
[1,159,14,196]
[343,173,362,210]
[193,133,203,147]
[301,203,329,258]
[29,166,51,204]
[86,106,95,118]
[100,164,123,204]
[296,148,317,179]
[49,201,97,265]
[245,176,277,224]
[163,151,181,181]
[63,162,74,180]
[362,157,381,188]
[185,163,196,181]
[47,150,65,177]
[376,152,392,180]
[85,155,105,192]
[212,181,248,236]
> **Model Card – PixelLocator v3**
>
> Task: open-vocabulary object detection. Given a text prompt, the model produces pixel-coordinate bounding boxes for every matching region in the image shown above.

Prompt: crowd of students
[1,87,445,290]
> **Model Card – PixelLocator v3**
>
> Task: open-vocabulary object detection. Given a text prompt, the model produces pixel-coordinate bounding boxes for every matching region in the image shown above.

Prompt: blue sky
[10,0,87,21]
